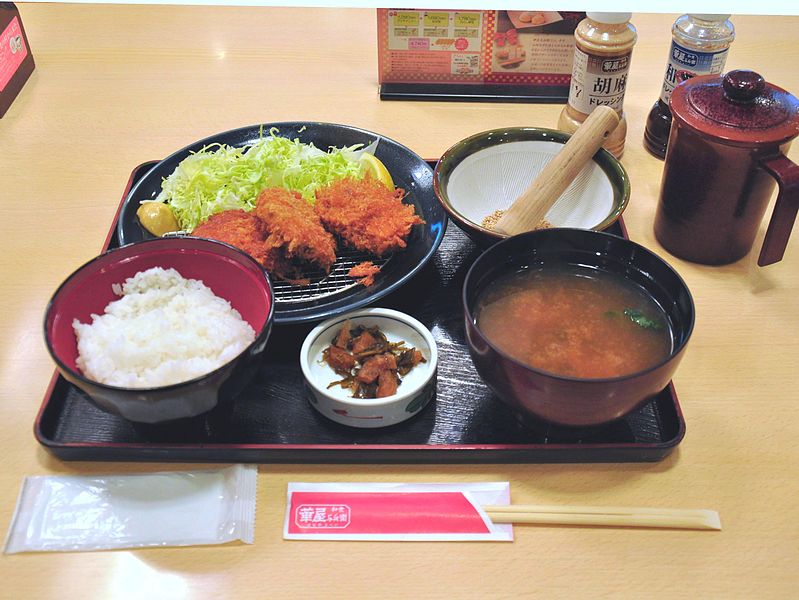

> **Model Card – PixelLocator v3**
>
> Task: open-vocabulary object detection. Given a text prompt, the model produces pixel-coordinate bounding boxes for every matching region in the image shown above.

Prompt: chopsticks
[482,504,721,531]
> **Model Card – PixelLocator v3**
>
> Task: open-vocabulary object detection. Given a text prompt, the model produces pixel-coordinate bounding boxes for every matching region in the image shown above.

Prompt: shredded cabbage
[153,129,371,231]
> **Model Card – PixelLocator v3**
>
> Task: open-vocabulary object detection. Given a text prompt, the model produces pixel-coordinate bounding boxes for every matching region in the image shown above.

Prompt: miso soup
[475,264,672,379]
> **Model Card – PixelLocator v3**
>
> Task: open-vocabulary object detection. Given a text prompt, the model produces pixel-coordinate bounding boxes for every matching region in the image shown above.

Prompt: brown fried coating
[315,177,424,257]
[253,187,337,280]
[191,210,272,266]
[190,209,303,283]
[347,261,381,287]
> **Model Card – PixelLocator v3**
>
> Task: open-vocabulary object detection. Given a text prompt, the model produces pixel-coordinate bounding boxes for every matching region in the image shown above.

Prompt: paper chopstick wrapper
[284,482,513,541]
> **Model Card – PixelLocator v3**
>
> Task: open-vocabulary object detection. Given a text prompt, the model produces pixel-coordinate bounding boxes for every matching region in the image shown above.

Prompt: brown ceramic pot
[654,70,799,266]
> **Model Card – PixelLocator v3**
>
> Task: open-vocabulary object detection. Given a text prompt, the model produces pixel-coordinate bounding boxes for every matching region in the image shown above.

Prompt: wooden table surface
[1,5,797,598]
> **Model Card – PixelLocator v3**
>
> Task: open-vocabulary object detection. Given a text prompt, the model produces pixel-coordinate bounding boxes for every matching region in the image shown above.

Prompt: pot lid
[670,70,799,146]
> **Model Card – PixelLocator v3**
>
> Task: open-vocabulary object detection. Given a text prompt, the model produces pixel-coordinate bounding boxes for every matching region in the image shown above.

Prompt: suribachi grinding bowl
[44,237,275,424]
[463,228,694,428]
[434,127,630,247]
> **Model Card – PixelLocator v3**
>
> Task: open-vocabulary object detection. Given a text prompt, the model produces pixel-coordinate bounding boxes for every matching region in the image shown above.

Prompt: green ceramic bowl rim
[433,127,631,240]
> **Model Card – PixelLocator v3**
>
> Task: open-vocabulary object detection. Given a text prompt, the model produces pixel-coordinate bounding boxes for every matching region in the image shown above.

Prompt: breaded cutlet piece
[191,209,272,266]
[315,177,424,257]
[252,187,337,279]
[190,209,301,283]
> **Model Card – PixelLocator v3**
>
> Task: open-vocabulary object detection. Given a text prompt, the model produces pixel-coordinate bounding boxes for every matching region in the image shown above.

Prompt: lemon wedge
[360,153,394,189]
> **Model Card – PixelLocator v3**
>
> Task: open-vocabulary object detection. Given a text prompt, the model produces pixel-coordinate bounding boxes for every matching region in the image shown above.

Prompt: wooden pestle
[493,105,620,236]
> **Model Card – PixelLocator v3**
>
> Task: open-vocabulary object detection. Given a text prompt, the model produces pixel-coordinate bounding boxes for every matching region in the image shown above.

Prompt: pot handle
[758,154,799,266]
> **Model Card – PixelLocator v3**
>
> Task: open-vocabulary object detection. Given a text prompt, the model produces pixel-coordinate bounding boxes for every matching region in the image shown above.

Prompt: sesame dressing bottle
[557,12,637,158]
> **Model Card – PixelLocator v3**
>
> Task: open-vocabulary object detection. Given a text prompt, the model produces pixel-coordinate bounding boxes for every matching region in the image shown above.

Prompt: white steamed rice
[73,267,256,388]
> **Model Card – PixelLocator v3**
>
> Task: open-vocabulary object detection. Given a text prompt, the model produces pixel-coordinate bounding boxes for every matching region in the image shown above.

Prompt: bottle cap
[689,14,732,21]
[586,12,632,24]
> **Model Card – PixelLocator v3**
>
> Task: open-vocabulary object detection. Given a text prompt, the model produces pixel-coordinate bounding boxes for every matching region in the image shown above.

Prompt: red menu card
[377,8,584,102]
[0,3,35,118]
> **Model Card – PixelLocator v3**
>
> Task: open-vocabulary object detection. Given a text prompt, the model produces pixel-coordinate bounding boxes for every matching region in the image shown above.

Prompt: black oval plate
[117,122,447,325]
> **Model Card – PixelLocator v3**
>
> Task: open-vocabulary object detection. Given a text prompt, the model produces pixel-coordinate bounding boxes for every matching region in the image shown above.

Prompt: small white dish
[299,308,438,428]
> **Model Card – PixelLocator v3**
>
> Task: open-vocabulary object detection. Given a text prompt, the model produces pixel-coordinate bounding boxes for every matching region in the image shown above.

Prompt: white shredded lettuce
[152,128,375,231]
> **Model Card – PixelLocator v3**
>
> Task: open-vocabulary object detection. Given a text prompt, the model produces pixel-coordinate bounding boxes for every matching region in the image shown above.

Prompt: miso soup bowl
[463,228,694,428]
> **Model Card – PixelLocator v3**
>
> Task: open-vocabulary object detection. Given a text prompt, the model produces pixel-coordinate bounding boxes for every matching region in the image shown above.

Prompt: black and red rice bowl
[44,237,275,424]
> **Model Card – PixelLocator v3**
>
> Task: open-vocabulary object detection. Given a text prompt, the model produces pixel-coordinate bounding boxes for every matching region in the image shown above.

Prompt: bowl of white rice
[44,237,274,423]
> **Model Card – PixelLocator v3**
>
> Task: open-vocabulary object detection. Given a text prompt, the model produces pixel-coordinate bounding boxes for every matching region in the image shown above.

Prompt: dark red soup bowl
[463,228,694,428]
[44,237,274,424]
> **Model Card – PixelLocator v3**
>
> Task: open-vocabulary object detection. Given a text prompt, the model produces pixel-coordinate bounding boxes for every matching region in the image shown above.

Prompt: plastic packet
[4,464,257,554]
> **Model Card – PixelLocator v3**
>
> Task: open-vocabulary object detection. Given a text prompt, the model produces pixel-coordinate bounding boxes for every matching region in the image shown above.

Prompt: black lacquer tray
[35,161,685,463]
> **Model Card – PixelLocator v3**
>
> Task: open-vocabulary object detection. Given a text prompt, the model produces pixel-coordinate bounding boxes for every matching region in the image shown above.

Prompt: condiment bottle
[557,12,637,158]
[644,14,735,159]
[654,70,799,267]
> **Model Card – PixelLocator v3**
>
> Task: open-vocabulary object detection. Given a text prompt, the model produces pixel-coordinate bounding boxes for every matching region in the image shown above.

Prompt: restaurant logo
[671,46,698,68]
[601,56,628,73]
[294,504,351,529]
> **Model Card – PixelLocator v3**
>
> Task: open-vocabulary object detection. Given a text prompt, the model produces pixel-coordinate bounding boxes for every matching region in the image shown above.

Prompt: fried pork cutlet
[190,209,302,283]
[252,187,337,283]
[315,177,424,257]
[191,210,272,266]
